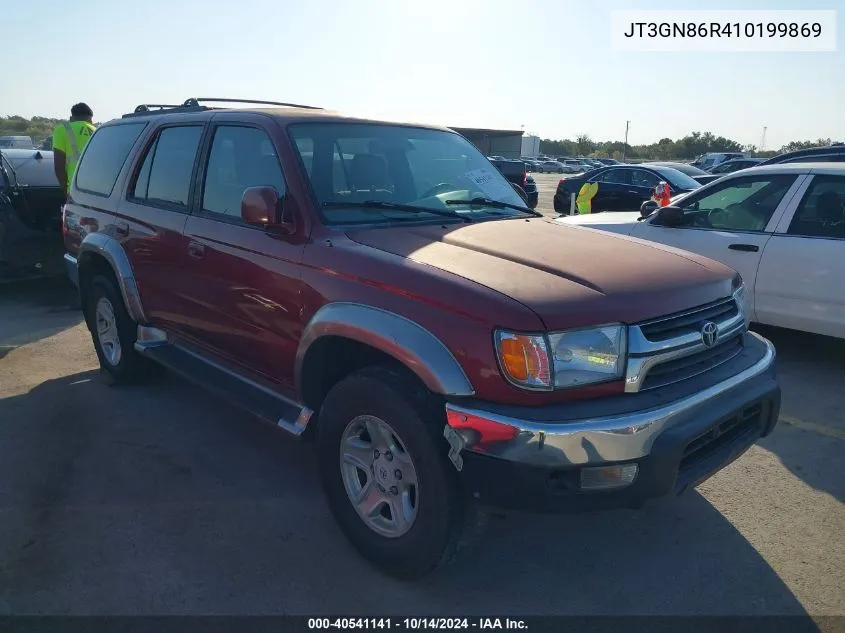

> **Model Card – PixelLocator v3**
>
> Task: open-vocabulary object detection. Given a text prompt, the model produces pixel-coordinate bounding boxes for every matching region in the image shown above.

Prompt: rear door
[591,167,632,212]
[755,173,845,337]
[629,172,806,318]
[118,123,205,333]
[180,117,306,390]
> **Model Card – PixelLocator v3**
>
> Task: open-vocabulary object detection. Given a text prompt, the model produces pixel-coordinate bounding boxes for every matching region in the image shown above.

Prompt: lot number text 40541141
[307,618,529,630]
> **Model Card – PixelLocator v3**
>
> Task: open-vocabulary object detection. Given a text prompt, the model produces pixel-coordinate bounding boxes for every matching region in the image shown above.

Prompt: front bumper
[447,332,780,513]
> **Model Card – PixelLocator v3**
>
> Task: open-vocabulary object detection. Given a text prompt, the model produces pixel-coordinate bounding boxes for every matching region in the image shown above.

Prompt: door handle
[188,241,205,259]
[114,222,129,237]
[729,243,759,252]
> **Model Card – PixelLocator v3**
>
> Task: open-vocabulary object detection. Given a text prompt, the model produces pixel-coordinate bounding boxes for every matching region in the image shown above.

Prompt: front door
[180,120,306,391]
[629,173,805,318]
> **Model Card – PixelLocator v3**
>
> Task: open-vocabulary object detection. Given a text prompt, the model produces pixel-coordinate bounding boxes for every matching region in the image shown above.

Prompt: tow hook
[442,425,465,472]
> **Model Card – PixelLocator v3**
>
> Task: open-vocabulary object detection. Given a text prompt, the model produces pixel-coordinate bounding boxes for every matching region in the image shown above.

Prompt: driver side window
[675,175,797,232]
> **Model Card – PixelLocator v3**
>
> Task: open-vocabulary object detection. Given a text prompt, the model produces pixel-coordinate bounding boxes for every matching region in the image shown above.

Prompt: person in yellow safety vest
[52,103,96,197]
[576,181,599,214]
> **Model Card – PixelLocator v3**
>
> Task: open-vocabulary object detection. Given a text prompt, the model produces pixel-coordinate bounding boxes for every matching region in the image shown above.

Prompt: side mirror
[652,205,685,227]
[241,186,294,233]
[511,182,529,205]
[639,200,658,219]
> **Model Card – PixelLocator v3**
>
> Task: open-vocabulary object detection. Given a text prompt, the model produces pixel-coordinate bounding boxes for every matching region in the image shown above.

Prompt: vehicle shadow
[0,276,81,358]
[751,324,845,503]
[0,370,814,618]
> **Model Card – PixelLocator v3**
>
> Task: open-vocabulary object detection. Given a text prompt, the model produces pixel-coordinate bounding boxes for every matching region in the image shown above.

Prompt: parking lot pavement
[531,172,574,217]
[0,280,843,616]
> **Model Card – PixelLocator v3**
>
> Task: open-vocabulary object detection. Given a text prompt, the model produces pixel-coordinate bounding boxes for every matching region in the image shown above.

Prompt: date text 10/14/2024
[308,618,528,630]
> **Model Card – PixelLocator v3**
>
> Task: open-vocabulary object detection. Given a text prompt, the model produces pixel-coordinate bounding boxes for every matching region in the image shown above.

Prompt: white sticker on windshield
[464,168,515,201]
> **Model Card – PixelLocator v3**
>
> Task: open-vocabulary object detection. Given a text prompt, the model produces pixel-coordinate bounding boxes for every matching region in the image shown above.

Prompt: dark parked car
[63,97,779,579]
[647,161,721,186]
[595,158,620,165]
[759,145,845,166]
[488,157,539,209]
[553,163,701,214]
[690,152,747,170]
[0,148,65,280]
[708,158,764,174]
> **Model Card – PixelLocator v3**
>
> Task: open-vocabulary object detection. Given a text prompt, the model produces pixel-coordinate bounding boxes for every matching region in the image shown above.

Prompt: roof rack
[187,98,322,110]
[122,97,322,119]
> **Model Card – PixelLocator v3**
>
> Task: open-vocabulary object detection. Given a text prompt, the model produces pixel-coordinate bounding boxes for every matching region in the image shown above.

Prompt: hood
[346,217,737,330]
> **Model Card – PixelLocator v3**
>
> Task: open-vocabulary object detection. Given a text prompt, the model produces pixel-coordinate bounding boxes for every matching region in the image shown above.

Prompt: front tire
[86,274,159,385]
[317,366,467,579]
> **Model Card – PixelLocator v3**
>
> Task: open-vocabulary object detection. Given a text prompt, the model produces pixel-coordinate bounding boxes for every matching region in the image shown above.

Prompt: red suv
[63,98,781,579]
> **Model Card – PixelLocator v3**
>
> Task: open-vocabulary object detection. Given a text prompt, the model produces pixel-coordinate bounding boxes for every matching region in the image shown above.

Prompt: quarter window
[202,126,285,219]
[129,126,203,208]
[75,123,146,196]
[787,176,845,239]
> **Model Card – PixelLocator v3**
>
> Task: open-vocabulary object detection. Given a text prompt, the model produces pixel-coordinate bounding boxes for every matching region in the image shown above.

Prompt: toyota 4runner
[63,98,781,579]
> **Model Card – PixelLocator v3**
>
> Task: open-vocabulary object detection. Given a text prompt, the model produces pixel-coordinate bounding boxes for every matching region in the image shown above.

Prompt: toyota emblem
[701,321,719,348]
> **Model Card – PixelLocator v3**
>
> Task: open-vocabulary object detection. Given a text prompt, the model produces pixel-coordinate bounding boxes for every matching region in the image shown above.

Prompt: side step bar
[135,333,312,436]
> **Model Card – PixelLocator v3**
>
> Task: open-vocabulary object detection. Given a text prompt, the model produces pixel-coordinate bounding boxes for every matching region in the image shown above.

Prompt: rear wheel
[317,366,468,579]
[86,274,160,385]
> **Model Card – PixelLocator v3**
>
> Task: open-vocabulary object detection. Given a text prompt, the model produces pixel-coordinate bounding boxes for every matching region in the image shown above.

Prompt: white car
[556,163,845,339]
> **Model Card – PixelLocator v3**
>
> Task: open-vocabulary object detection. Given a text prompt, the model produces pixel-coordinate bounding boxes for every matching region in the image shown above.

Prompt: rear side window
[75,123,146,196]
[787,176,845,239]
[602,168,631,185]
[129,126,203,209]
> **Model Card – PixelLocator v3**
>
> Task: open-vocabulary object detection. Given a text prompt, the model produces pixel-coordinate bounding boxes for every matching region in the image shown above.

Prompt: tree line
[0,115,104,149]
[1,116,838,160]
[539,131,838,161]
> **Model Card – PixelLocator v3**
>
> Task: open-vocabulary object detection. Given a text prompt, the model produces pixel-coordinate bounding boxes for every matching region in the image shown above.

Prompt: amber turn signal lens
[496,332,551,387]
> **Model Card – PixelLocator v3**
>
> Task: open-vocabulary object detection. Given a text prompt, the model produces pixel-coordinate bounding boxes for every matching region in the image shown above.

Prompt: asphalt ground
[531,171,573,217]
[0,277,843,618]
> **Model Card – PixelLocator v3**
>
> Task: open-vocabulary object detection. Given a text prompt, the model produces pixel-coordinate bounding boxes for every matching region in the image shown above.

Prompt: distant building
[521,135,541,157]
[449,127,524,158]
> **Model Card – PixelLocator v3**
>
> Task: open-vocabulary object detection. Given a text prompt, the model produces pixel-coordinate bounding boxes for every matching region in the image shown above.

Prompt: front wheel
[317,366,468,579]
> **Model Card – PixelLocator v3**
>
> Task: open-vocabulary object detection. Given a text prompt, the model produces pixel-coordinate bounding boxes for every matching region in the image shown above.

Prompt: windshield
[652,166,702,190]
[288,123,527,225]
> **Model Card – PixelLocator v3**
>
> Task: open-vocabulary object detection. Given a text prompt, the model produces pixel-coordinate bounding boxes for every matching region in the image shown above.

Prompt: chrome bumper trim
[63,253,78,287]
[446,332,775,468]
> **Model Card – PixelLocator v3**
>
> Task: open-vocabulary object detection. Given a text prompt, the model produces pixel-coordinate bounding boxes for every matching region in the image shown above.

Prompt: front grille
[679,403,763,473]
[640,334,744,391]
[640,297,739,342]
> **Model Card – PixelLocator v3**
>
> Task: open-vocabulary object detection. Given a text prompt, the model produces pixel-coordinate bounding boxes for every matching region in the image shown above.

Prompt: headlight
[494,325,627,391]
[548,326,627,388]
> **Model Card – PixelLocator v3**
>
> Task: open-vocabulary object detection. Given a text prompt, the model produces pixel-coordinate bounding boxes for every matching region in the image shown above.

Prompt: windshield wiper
[322,200,472,222]
[444,197,542,217]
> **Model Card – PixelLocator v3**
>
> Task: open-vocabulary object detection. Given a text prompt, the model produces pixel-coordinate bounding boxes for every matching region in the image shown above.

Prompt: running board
[135,340,312,437]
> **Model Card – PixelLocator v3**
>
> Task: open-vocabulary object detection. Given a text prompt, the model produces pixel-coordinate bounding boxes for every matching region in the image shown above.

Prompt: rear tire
[86,274,161,385]
[317,365,468,579]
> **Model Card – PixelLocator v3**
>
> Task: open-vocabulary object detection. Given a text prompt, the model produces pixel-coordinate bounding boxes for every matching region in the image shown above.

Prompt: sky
[5,0,843,149]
